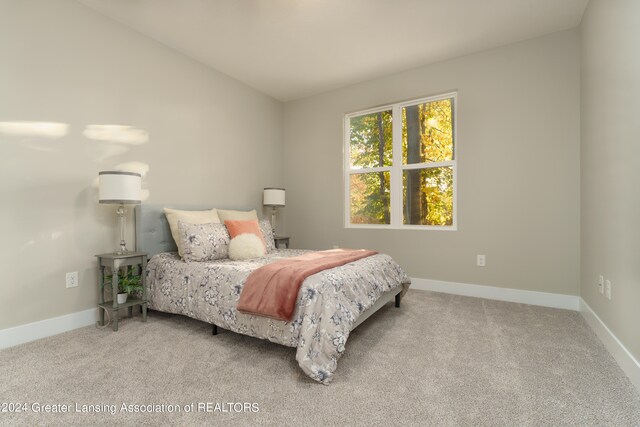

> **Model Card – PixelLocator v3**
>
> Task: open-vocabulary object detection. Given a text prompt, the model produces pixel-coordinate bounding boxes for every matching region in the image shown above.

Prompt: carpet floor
[1,289,639,426]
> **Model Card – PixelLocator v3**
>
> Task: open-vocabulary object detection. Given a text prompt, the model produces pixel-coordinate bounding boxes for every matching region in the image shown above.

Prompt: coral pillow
[224,219,266,249]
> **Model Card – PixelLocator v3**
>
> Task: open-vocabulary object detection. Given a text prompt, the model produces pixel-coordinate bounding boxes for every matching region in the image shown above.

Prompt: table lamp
[263,188,285,235]
[98,171,142,254]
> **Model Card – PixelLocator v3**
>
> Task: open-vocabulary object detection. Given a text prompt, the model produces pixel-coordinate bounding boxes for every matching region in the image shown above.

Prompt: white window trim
[344,91,458,230]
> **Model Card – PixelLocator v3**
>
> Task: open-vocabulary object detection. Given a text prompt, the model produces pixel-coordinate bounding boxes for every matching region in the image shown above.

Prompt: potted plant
[106,267,143,305]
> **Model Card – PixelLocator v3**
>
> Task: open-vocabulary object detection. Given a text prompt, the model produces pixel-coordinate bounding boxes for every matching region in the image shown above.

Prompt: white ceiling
[78,0,589,101]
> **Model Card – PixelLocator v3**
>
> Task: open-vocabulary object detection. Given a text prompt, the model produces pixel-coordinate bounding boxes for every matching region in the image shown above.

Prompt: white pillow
[164,208,220,257]
[216,208,258,223]
[228,233,265,260]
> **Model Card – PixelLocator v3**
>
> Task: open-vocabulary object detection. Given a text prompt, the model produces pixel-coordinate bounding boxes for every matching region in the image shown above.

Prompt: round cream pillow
[228,233,265,260]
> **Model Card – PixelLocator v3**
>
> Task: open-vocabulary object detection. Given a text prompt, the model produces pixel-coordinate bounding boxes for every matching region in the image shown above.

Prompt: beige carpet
[1,289,639,426]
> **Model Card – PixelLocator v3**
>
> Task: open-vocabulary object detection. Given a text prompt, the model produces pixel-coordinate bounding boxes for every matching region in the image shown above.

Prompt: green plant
[106,267,143,295]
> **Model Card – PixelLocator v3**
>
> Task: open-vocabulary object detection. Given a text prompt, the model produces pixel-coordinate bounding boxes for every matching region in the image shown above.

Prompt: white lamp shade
[98,171,142,204]
[263,188,285,206]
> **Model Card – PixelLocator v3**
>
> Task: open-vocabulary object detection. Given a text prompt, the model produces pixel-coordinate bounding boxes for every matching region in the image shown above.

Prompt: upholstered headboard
[134,204,214,257]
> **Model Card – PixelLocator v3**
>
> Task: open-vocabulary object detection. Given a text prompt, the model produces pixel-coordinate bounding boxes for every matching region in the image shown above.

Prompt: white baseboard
[0,308,98,350]
[410,277,580,311]
[579,298,640,391]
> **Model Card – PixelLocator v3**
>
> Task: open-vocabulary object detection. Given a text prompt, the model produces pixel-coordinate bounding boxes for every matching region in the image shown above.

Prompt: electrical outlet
[477,254,486,267]
[605,279,612,300]
[66,271,78,288]
[598,275,604,294]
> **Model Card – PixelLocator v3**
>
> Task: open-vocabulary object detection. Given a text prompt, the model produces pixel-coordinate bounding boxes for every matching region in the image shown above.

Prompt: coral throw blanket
[238,249,378,321]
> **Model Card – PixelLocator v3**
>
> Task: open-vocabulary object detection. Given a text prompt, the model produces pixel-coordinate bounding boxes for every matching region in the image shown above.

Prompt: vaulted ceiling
[78,0,589,101]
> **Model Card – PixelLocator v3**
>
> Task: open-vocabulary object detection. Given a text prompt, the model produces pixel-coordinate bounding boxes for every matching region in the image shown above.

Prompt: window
[344,92,457,229]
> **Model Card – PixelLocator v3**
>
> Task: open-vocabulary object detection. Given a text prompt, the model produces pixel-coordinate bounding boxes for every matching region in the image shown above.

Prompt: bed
[135,205,411,384]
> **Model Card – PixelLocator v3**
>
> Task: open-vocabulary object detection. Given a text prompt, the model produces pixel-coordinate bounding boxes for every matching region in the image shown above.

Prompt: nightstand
[96,252,148,331]
[273,236,290,249]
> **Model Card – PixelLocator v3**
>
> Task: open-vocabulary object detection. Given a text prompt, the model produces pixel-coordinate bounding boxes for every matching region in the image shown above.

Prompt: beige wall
[0,0,283,329]
[283,30,581,295]
[580,0,640,360]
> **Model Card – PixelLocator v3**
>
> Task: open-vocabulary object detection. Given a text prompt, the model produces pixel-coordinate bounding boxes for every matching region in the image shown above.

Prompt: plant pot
[117,293,128,304]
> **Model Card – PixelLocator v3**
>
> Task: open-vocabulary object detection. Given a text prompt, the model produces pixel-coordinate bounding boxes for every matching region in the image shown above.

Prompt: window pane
[349,110,393,168]
[350,172,391,224]
[402,98,454,164]
[403,167,453,226]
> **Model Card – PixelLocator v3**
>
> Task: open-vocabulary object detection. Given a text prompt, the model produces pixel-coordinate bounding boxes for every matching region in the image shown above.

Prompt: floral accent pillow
[259,219,276,253]
[178,221,230,262]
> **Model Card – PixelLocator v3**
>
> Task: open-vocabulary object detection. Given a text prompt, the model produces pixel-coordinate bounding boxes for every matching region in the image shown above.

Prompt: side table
[273,236,290,249]
[96,252,148,331]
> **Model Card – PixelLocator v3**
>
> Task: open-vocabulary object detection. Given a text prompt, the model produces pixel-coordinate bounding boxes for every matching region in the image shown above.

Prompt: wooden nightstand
[273,236,290,249]
[96,252,148,331]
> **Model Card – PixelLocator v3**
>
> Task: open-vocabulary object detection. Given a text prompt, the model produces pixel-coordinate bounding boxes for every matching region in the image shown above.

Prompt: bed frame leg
[212,324,218,336]
[395,293,401,308]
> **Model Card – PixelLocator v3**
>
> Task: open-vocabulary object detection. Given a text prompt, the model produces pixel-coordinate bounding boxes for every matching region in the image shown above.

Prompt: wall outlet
[598,275,604,294]
[66,271,78,288]
[477,254,486,267]
[605,279,612,300]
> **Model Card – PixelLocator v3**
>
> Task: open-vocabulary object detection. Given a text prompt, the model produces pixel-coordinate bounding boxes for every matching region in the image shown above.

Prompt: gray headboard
[134,204,214,257]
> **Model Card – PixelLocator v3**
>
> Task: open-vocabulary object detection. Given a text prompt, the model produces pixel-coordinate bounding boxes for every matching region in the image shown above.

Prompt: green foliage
[349,110,393,168]
[106,267,143,295]
[350,172,390,224]
[349,110,392,224]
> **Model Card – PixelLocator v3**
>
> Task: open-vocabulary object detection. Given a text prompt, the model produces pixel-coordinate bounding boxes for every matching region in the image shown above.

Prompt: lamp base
[271,206,277,235]
[116,204,130,254]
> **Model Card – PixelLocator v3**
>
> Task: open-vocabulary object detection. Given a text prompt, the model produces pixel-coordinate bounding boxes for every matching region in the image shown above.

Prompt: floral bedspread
[145,249,411,384]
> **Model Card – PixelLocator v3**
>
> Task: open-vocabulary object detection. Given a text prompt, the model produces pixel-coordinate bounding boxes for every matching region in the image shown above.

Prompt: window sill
[345,224,457,231]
